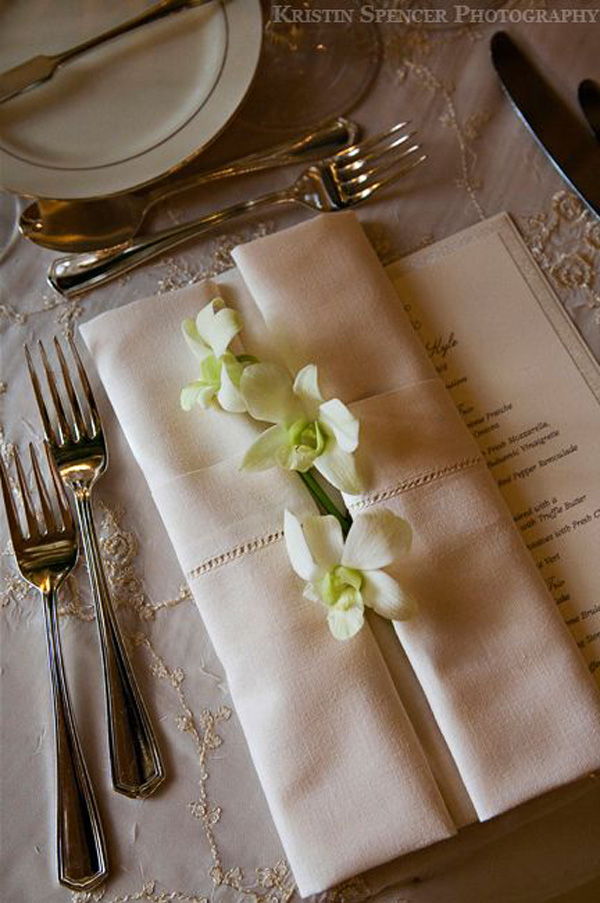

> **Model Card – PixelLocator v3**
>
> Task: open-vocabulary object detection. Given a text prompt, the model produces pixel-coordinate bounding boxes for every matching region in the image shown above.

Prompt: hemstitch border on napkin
[186,456,482,581]
[188,531,284,580]
[348,456,483,512]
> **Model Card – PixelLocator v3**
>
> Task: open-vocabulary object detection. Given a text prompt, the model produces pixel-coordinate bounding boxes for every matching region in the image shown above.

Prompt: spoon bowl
[20,195,145,251]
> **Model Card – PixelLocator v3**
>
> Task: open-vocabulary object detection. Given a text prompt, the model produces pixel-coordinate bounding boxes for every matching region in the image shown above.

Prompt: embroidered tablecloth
[1,4,599,902]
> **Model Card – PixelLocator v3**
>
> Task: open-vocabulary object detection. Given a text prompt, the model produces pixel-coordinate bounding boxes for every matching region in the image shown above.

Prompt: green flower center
[199,354,221,390]
[199,352,255,391]
[279,419,327,472]
[318,565,363,610]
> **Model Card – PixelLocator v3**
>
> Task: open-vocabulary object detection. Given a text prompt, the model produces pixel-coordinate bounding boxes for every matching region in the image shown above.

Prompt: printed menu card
[385,213,600,682]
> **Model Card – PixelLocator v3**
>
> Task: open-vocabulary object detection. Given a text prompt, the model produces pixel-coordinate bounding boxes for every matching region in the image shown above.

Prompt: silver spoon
[19,118,358,252]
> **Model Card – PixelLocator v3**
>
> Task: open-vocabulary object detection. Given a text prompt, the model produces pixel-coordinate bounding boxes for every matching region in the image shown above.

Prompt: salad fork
[49,121,427,296]
[26,337,165,799]
[0,443,108,891]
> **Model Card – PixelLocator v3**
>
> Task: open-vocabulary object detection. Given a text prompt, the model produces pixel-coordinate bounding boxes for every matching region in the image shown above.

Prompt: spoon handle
[48,189,292,296]
[143,117,359,206]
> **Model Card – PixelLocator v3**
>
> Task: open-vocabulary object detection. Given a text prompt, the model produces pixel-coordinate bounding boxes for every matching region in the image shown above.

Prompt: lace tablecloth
[1,6,600,903]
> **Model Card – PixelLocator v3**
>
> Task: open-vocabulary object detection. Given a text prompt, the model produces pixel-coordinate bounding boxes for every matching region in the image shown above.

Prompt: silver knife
[0,0,207,104]
[491,31,600,218]
[578,79,600,143]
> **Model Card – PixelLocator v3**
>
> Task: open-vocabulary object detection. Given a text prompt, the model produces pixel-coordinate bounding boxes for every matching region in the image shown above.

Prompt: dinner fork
[26,337,165,799]
[0,443,108,891]
[49,121,427,297]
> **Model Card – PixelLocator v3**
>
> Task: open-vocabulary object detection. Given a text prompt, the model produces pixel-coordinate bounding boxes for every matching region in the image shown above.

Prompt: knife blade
[491,31,600,217]
[0,55,58,104]
[578,79,600,143]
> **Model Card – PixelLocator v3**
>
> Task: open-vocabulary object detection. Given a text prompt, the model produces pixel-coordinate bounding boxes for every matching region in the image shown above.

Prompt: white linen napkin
[231,212,600,821]
[81,278,455,898]
[81,211,600,894]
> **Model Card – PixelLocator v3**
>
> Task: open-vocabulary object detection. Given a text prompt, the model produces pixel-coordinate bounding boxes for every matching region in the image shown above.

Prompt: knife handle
[57,0,197,66]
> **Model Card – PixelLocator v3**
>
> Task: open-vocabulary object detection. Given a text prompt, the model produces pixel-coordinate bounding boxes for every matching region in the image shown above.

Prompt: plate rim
[0,0,263,199]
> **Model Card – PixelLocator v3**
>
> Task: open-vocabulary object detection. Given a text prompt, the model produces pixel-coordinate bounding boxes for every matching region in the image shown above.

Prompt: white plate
[0,0,262,199]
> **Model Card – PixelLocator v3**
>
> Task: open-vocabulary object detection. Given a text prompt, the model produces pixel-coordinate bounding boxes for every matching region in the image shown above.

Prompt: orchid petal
[303,582,321,604]
[327,603,364,640]
[284,510,319,581]
[293,364,323,420]
[195,298,223,336]
[180,381,206,411]
[241,424,288,471]
[195,300,242,358]
[319,399,360,452]
[301,514,344,570]
[342,509,412,570]
[276,443,316,473]
[314,443,363,494]
[198,386,218,409]
[362,569,416,620]
[241,363,303,424]
[217,363,247,413]
[181,319,212,361]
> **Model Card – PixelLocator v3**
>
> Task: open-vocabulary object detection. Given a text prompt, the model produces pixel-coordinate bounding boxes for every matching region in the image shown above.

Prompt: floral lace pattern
[518,191,600,342]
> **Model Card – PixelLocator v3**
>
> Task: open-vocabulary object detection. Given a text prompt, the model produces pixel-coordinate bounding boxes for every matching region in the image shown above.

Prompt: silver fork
[26,337,165,799]
[49,121,426,297]
[0,443,108,891]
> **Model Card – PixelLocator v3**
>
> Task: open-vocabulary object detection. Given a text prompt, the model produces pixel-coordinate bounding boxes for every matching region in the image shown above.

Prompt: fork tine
[67,336,101,436]
[13,448,39,538]
[334,121,409,160]
[25,343,56,444]
[38,341,71,445]
[341,141,423,190]
[338,129,419,174]
[346,151,427,203]
[29,443,57,535]
[54,337,87,440]
[44,441,74,533]
[0,454,23,545]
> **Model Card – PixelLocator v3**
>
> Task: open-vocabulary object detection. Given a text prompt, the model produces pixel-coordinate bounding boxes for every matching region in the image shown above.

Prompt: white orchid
[284,508,415,640]
[180,298,255,413]
[240,362,362,494]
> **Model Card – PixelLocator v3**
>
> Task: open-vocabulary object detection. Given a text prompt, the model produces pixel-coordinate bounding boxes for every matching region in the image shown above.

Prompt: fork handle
[48,188,292,297]
[74,491,165,798]
[43,589,108,891]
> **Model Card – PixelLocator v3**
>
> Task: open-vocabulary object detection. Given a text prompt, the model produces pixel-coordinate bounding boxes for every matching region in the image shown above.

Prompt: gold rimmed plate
[0,0,262,199]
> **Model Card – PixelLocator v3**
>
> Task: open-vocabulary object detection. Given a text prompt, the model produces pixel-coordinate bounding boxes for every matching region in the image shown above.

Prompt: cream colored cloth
[231,212,600,821]
[81,279,455,898]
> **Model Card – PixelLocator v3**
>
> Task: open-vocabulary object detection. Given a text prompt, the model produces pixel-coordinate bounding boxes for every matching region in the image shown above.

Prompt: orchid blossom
[180,298,255,413]
[284,508,415,640]
[240,362,362,494]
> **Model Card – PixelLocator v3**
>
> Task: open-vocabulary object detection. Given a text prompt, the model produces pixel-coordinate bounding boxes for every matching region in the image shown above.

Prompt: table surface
[1,5,600,903]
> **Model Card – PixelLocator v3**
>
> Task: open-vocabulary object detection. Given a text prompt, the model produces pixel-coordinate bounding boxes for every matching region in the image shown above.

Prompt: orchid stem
[297,470,353,536]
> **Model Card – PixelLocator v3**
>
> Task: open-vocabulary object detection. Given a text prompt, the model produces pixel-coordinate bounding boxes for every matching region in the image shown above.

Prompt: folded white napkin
[231,212,600,820]
[81,277,455,897]
[81,212,600,894]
